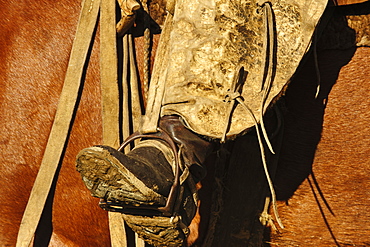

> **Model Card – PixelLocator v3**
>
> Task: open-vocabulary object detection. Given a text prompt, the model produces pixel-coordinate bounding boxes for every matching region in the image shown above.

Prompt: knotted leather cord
[236,97,284,229]
[142,0,151,102]
[221,66,246,143]
[256,1,284,229]
[220,2,284,229]
[116,0,140,36]
[259,197,278,231]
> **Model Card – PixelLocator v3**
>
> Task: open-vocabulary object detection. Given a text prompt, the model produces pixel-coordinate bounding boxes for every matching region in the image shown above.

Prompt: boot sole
[76,146,167,206]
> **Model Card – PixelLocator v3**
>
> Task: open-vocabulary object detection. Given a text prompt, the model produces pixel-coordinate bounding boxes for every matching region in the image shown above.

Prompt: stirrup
[98,128,183,217]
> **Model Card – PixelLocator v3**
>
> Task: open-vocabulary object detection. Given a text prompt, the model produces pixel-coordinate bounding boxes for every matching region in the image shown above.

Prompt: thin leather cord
[122,34,131,154]
[257,2,284,229]
[313,31,321,99]
[142,0,150,103]
[220,2,283,229]
[236,97,284,229]
[259,197,278,231]
[220,83,283,228]
[259,2,275,154]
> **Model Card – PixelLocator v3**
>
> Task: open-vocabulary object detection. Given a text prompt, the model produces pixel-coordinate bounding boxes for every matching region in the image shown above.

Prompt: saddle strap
[100,0,130,246]
[16,0,101,246]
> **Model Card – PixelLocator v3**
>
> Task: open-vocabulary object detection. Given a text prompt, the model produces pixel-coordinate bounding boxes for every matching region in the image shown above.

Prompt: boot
[76,115,214,246]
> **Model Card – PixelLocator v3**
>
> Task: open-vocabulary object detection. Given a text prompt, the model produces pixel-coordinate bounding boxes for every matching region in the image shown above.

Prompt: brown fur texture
[268,3,370,244]
[0,0,109,245]
[270,47,370,247]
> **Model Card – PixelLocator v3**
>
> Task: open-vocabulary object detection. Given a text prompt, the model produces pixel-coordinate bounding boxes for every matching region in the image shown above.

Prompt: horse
[271,41,370,246]
[0,0,369,246]
[1,0,109,245]
[270,5,370,245]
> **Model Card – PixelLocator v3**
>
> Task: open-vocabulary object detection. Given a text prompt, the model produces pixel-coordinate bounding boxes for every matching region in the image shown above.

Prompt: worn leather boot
[76,115,214,246]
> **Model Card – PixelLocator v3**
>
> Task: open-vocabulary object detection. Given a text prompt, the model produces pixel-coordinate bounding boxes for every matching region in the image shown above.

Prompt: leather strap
[121,31,146,247]
[140,13,174,134]
[100,0,136,246]
[16,0,101,246]
[101,0,120,148]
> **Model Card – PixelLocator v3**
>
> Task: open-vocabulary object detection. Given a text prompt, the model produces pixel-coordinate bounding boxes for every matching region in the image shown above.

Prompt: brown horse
[0,0,369,246]
[270,4,370,245]
[0,0,109,245]
[271,47,370,246]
